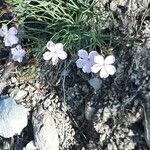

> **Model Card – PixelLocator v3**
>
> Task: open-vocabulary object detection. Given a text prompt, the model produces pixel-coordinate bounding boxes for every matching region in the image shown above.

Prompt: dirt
[0,0,150,150]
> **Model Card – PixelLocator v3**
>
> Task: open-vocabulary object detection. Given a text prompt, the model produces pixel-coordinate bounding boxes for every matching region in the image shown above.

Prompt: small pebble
[14,90,28,100]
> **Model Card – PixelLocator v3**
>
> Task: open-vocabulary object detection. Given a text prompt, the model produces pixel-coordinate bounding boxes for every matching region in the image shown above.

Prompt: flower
[0,24,19,47]
[76,49,99,73]
[0,24,8,37]
[91,55,116,78]
[25,0,32,4]
[43,41,67,65]
[11,45,26,63]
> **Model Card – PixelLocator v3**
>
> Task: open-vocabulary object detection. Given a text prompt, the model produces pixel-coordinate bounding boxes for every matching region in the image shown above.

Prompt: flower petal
[3,37,11,47]
[2,24,8,32]
[9,27,18,35]
[78,49,88,59]
[104,55,115,65]
[46,41,55,51]
[11,45,25,63]
[100,67,109,78]
[0,29,5,37]
[105,65,116,75]
[16,45,25,56]
[0,24,8,37]
[43,51,53,60]
[82,62,91,73]
[11,45,25,55]
[76,59,86,68]
[12,55,23,63]
[19,50,26,56]
[9,35,19,45]
[55,43,63,51]
[89,51,99,63]
[4,35,19,47]
[17,57,23,63]
[15,44,22,51]
[52,54,59,65]
[57,50,67,60]
[91,64,102,73]
[94,55,104,65]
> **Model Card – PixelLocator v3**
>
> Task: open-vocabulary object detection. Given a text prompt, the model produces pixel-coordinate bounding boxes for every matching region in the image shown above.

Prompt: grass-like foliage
[12,0,110,54]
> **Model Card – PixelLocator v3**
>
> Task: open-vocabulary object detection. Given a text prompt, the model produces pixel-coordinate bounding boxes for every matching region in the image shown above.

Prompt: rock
[88,78,102,91]
[3,141,11,150]
[0,95,28,138]
[0,81,6,94]
[103,107,111,122]
[24,141,37,150]
[110,1,117,11]
[11,77,19,86]
[14,90,28,100]
[85,102,96,121]
[25,85,36,92]
[32,105,59,150]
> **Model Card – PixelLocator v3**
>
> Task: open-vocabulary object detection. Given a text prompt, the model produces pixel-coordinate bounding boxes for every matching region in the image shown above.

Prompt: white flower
[25,0,32,4]
[76,49,99,73]
[0,24,8,37]
[91,55,116,78]
[0,24,19,47]
[43,41,67,65]
[11,45,26,63]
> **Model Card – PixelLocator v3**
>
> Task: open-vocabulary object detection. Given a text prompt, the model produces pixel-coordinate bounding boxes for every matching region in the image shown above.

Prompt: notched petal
[11,45,26,63]
[89,51,99,62]
[0,29,4,37]
[52,54,59,65]
[8,35,19,45]
[78,49,88,59]
[55,43,64,51]
[82,63,91,73]
[91,64,102,73]
[100,67,109,78]
[104,55,115,65]
[43,51,53,60]
[76,59,86,68]
[105,65,116,75]
[46,41,55,51]
[9,27,18,35]
[57,50,67,60]
[1,24,8,36]
[94,55,104,65]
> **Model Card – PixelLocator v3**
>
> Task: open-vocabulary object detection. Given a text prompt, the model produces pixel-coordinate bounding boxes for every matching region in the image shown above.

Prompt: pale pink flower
[91,55,116,78]
[11,45,26,63]
[25,0,32,4]
[0,24,19,47]
[76,49,99,73]
[43,41,67,65]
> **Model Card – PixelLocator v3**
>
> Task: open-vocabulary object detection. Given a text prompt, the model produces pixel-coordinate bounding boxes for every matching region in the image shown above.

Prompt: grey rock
[0,81,6,94]
[85,105,95,121]
[110,1,117,11]
[3,141,10,150]
[14,90,28,100]
[23,141,37,150]
[11,77,19,86]
[32,105,59,150]
[88,78,102,91]
[0,95,28,138]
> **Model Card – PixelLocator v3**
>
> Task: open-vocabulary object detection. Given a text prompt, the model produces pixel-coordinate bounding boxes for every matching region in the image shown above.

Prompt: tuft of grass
[12,0,111,55]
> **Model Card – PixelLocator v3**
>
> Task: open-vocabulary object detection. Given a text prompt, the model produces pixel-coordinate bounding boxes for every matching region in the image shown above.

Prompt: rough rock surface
[32,103,59,150]
[0,0,150,149]
[0,95,28,138]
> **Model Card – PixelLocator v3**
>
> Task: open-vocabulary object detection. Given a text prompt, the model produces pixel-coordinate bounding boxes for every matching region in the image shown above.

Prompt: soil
[0,0,150,150]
